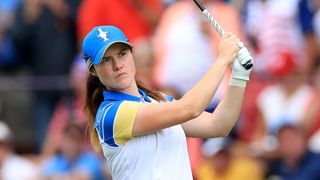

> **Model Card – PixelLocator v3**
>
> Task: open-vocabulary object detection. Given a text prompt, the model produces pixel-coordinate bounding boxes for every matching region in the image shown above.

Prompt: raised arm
[132,32,241,136]
[182,46,253,138]
[182,85,245,138]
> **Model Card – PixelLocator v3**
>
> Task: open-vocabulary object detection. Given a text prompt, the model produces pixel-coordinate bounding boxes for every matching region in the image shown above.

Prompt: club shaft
[193,0,205,11]
[193,0,253,70]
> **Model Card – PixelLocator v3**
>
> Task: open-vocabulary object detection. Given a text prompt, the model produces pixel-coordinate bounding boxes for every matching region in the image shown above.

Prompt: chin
[108,77,135,90]
[111,83,131,91]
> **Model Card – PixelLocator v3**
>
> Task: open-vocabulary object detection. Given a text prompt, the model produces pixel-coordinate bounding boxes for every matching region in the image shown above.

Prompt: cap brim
[92,41,133,65]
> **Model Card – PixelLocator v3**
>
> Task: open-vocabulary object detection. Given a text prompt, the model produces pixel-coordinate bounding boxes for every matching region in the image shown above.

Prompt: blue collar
[103,89,152,102]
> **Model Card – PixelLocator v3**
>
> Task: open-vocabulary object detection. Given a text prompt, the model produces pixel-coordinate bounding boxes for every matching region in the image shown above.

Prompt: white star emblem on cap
[97,27,109,41]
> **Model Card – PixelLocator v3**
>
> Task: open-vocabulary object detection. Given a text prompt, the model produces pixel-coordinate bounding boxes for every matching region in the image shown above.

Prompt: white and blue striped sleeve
[95,101,141,147]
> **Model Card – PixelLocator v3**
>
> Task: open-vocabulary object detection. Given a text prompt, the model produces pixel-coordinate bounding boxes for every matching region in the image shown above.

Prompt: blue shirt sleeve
[95,101,141,147]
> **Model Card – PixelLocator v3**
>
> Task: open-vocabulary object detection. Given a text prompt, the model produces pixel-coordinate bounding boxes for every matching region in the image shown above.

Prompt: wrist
[215,59,229,68]
[229,78,247,88]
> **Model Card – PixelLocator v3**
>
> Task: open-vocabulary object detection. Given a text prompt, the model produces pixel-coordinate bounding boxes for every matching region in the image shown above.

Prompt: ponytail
[84,74,104,153]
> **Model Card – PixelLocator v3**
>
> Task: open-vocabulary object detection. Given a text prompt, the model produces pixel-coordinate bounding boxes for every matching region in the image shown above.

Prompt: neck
[118,80,140,97]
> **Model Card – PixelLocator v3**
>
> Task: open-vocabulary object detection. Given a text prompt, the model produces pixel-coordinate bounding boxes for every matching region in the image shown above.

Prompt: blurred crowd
[1,0,320,179]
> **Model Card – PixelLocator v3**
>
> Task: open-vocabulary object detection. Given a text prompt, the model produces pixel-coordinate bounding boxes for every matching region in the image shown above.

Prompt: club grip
[202,10,224,36]
[195,2,253,70]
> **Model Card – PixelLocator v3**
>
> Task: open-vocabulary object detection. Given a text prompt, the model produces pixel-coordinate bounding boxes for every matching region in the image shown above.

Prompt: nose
[112,58,123,70]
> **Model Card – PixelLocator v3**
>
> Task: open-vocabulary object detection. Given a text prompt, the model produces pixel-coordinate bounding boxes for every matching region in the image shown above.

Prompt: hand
[217,32,240,65]
[231,47,254,81]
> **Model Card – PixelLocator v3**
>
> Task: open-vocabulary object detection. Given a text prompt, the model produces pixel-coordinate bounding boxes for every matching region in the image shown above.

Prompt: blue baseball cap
[82,25,133,68]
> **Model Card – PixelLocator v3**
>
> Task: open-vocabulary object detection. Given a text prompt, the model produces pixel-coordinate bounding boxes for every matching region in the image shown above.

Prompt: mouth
[116,72,127,78]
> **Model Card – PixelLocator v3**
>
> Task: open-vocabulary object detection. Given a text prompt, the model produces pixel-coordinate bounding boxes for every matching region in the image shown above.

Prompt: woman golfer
[82,25,253,180]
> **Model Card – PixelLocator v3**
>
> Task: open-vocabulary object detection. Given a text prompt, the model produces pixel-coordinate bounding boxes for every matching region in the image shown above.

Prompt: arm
[133,32,240,136]
[182,46,254,138]
[182,85,245,138]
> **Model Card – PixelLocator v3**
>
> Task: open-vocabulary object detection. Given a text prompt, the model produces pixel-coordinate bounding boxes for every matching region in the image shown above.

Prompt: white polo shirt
[95,89,193,180]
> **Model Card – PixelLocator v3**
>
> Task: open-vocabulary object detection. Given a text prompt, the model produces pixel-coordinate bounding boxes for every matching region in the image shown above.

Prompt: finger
[237,48,252,64]
[229,34,237,41]
[222,32,231,37]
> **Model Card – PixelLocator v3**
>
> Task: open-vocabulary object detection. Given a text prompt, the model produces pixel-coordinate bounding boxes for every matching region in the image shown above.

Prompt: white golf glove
[229,47,254,88]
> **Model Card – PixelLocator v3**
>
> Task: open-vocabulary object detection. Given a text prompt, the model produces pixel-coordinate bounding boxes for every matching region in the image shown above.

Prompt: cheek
[129,59,136,74]
[95,66,113,84]
[98,69,110,78]
[99,72,113,85]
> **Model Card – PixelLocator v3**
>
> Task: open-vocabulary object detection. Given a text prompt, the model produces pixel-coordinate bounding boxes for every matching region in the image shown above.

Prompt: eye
[120,51,127,56]
[101,57,110,64]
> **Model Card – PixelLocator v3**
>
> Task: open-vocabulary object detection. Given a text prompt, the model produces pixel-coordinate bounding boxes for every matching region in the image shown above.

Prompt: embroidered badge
[97,27,109,41]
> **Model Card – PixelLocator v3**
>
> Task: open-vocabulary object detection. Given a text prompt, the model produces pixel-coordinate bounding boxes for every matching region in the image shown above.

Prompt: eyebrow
[119,47,129,53]
[102,47,129,59]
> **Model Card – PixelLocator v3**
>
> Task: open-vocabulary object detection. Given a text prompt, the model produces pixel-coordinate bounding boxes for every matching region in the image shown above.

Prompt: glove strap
[229,78,247,88]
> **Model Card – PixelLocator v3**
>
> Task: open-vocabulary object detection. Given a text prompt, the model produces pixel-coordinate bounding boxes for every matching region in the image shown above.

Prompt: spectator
[0,121,39,180]
[238,0,314,144]
[0,0,34,154]
[41,122,108,180]
[196,137,263,180]
[42,55,90,158]
[10,0,81,151]
[252,53,318,153]
[243,0,305,76]
[267,124,320,180]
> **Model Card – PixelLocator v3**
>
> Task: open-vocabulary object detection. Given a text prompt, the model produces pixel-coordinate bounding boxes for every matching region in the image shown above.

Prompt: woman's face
[93,43,136,91]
